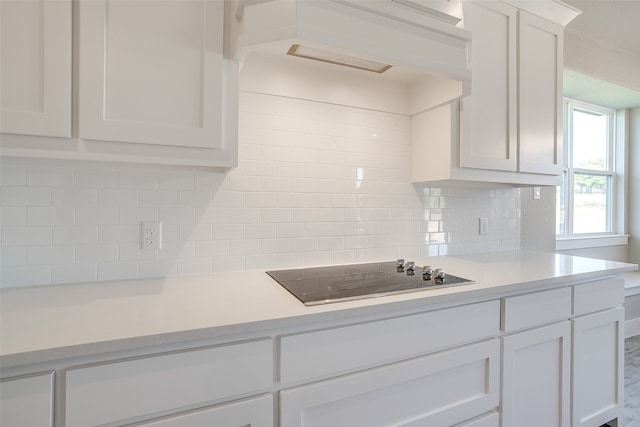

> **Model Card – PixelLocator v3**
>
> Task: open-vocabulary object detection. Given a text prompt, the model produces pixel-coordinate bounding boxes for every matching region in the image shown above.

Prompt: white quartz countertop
[1,251,636,368]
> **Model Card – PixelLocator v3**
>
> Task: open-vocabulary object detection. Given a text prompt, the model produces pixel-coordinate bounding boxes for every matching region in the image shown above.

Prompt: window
[557,100,616,238]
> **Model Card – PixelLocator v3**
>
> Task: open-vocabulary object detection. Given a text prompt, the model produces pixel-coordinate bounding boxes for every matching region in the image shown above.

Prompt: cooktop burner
[267,261,475,306]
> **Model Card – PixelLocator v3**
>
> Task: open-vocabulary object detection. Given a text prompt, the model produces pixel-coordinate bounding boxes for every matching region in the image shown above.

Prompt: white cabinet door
[572,308,624,427]
[459,1,517,172]
[502,321,571,427]
[128,395,273,427]
[0,0,71,137]
[78,0,236,166]
[517,11,564,175]
[280,339,500,427]
[0,371,54,427]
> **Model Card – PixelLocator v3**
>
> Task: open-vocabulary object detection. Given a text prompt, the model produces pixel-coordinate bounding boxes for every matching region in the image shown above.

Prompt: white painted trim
[625,318,640,338]
[556,234,629,251]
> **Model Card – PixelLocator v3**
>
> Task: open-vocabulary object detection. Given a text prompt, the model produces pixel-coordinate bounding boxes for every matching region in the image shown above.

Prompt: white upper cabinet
[459,1,517,173]
[412,0,578,186]
[517,11,563,175]
[0,0,72,138]
[78,0,223,150]
[460,2,564,177]
[1,0,238,169]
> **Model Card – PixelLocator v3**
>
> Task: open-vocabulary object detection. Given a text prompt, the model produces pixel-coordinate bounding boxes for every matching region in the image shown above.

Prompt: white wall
[629,107,640,264]
[564,31,640,93]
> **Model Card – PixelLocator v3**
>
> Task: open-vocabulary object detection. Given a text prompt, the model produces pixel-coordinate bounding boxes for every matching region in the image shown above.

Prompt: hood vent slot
[287,44,392,74]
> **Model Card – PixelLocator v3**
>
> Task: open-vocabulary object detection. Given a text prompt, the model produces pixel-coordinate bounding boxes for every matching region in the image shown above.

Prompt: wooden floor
[623,334,640,426]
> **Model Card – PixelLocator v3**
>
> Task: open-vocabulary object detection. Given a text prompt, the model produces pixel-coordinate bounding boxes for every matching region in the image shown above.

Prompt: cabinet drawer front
[502,287,571,332]
[281,300,499,384]
[573,277,624,316]
[454,411,499,427]
[280,339,500,427]
[127,395,273,427]
[0,371,54,427]
[66,339,273,427]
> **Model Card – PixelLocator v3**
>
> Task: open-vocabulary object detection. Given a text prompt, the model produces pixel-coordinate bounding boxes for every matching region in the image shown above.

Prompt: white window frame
[556,99,628,250]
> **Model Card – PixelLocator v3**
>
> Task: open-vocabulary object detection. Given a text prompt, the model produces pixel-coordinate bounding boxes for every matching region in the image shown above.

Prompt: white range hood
[232,0,472,115]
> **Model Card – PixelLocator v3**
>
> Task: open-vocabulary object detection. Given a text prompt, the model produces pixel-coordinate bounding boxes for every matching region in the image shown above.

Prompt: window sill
[555,234,629,251]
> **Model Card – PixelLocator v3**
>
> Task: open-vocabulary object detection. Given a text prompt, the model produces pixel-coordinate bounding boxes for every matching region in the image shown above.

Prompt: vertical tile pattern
[0,92,521,287]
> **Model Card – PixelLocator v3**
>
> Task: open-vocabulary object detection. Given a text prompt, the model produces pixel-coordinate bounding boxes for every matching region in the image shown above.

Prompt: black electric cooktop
[267,261,475,306]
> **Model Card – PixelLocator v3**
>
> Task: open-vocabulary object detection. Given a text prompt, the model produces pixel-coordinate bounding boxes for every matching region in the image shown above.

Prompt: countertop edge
[1,259,635,369]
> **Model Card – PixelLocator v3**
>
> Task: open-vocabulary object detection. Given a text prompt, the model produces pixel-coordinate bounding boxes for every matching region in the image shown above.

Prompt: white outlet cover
[142,221,162,249]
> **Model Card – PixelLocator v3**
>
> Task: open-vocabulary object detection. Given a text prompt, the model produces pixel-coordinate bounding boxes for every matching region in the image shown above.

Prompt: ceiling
[564,0,640,57]
[562,0,640,109]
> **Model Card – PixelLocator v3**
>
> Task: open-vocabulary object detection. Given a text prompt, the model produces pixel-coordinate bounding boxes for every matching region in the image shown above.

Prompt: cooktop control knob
[422,266,433,280]
[396,259,405,268]
[435,268,446,284]
[406,261,416,276]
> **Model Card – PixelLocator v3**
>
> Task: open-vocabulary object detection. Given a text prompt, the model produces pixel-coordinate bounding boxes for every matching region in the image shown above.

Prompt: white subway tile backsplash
[1,165,27,186]
[140,259,178,278]
[53,226,97,244]
[229,175,260,192]
[98,225,139,244]
[261,238,291,254]
[196,240,229,257]
[230,239,261,256]
[158,172,195,190]
[2,226,53,246]
[75,168,118,188]
[228,208,261,224]
[276,223,305,238]
[52,263,97,284]
[1,187,51,206]
[1,265,51,287]
[52,188,97,206]
[28,245,74,265]
[1,247,27,267]
[98,261,138,281]
[139,190,177,207]
[119,243,158,260]
[177,257,212,276]
[261,208,291,223]
[28,167,74,187]
[119,170,158,189]
[98,189,138,207]
[245,224,277,239]
[1,91,522,287]
[28,207,74,226]
[160,207,195,225]
[1,207,27,226]
[75,244,119,263]
[120,207,158,224]
[213,223,245,240]
[177,190,214,207]
[178,224,212,241]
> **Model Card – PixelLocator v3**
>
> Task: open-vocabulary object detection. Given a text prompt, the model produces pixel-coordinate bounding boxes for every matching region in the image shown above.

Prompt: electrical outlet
[533,186,541,200]
[479,217,488,236]
[142,221,162,250]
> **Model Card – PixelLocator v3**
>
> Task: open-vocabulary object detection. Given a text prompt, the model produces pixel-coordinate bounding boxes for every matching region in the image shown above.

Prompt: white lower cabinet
[280,339,500,427]
[0,371,54,427]
[502,321,572,427]
[125,395,273,427]
[1,276,626,427]
[65,339,273,427]
[572,308,624,427]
